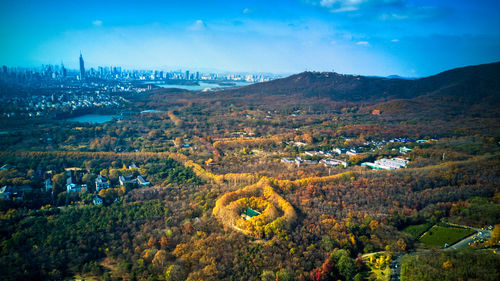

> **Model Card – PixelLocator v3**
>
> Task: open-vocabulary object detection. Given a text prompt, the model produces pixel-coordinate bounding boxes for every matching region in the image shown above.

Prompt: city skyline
[1,0,500,77]
[5,52,283,79]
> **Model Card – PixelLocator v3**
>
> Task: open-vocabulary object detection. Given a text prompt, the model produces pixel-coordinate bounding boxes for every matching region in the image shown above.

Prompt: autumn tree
[152,249,168,268]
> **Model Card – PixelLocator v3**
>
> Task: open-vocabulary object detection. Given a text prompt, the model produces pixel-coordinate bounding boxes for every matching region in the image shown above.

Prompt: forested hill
[219,62,500,105]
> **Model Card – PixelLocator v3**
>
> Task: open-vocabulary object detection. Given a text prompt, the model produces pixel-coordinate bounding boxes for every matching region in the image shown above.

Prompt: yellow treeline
[167,102,192,127]
[212,178,297,238]
[167,110,183,127]
[274,171,359,191]
[1,151,357,190]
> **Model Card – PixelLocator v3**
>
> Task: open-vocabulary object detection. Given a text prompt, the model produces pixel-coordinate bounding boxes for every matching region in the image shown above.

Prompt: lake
[65,114,121,124]
[152,81,252,91]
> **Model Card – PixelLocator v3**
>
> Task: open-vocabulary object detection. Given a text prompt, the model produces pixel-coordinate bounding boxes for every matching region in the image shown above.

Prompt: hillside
[236,62,499,100]
[212,62,500,116]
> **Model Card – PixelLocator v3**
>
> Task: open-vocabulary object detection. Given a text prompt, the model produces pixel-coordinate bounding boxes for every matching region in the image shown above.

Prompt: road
[446,228,491,251]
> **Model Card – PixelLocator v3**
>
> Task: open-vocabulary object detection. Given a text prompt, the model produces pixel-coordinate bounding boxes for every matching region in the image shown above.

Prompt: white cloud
[242,8,250,14]
[189,20,206,31]
[92,20,103,27]
[356,41,370,45]
[314,0,443,21]
[379,6,442,21]
[319,0,404,13]
[391,38,399,42]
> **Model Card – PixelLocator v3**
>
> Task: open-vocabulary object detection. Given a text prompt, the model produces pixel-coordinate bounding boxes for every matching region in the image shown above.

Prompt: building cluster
[0,162,150,205]
[279,136,431,171]
[0,53,282,119]
[1,92,122,118]
[1,53,279,86]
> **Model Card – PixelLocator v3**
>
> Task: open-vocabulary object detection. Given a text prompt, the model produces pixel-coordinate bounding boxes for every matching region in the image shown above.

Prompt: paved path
[390,254,403,281]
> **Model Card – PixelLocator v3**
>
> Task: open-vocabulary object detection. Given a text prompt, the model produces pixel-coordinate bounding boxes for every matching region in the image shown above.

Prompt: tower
[79,52,85,80]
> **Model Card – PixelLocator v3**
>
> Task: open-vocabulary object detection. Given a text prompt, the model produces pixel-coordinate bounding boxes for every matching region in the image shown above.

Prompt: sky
[0,0,499,77]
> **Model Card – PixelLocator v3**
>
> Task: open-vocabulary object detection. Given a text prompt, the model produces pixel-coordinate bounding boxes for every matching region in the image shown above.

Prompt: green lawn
[419,225,475,248]
[402,223,433,238]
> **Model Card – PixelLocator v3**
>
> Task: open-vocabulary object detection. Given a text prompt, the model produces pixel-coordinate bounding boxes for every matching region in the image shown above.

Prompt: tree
[260,270,275,281]
[174,137,184,147]
[442,260,453,270]
[275,268,294,281]
[148,236,157,248]
[488,224,500,246]
[52,172,67,194]
[164,264,187,281]
[82,173,96,192]
[337,255,355,281]
[152,249,168,268]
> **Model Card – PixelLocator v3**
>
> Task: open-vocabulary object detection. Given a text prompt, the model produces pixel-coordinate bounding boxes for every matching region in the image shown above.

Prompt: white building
[320,158,348,168]
[361,158,409,170]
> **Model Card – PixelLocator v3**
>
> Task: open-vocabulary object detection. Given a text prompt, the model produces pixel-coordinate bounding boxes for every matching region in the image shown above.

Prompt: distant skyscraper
[61,62,67,77]
[185,70,190,80]
[79,52,85,80]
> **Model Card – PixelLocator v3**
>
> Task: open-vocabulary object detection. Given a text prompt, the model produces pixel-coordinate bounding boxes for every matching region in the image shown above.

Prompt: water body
[66,114,121,124]
[140,110,162,113]
[153,81,252,91]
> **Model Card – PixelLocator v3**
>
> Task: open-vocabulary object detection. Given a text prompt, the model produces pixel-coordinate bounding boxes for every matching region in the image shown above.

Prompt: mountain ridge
[218,61,500,105]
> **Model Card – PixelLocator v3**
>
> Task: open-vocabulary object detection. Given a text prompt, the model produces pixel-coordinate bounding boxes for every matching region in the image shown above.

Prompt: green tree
[337,255,356,281]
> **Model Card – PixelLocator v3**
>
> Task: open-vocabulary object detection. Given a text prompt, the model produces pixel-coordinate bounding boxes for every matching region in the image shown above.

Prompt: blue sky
[1,0,499,76]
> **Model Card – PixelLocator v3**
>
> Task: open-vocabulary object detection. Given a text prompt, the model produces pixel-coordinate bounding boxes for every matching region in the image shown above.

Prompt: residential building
[137,175,150,186]
[399,146,412,154]
[332,148,346,155]
[0,185,32,200]
[93,195,103,206]
[119,175,136,186]
[66,171,84,192]
[95,175,110,192]
[346,151,358,157]
[281,158,295,164]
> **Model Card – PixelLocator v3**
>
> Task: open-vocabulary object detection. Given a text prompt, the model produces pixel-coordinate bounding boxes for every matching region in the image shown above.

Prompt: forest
[0,63,499,280]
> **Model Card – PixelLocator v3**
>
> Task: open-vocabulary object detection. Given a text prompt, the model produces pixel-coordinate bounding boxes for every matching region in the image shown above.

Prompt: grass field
[419,225,475,248]
[402,223,433,238]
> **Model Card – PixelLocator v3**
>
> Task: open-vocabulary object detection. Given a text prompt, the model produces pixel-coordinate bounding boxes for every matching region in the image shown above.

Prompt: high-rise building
[61,62,67,77]
[185,70,190,80]
[79,52,85,80]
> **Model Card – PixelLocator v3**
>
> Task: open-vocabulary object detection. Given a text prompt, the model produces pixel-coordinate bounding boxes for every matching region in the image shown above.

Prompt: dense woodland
[0,63,499,280]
